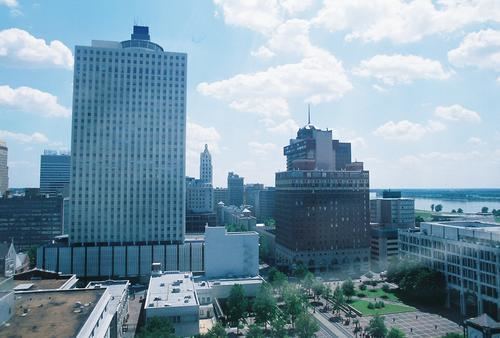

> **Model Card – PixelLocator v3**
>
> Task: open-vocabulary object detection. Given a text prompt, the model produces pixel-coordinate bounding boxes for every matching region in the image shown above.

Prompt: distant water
[369,191,500,213]
[413,198,500,213]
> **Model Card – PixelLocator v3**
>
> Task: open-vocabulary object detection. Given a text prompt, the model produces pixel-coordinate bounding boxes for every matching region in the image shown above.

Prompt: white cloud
[434,104,481,123]
[314,0,500,43]
[468,137,486,145]
[197,50,352,118]
[354,54,452,85]
[0,0,18,8]
[265,118,299,135]
[186,121,221,160]
[373,119,446,141]
[213,0,282,34]
[248,141,278,155]
[448,29,500,71]
[0,85,70,118]
[0,28,73,69]
[280,0,314,15]
[0,130,49,144]
[251,46,275,59]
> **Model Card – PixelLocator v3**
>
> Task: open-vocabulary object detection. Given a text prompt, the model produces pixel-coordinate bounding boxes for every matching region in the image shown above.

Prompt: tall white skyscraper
[69,26,187,245]
[200,144,212,184]
[0,140,8,196]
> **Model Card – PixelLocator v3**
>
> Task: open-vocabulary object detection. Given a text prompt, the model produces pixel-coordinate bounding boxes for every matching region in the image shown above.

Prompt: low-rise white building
[399,221,500,321]
[145,271,200,337]
[204,226,259,279]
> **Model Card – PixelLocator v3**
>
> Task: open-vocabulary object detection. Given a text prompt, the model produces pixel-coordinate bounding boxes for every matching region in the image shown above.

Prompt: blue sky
[1,0,499,188]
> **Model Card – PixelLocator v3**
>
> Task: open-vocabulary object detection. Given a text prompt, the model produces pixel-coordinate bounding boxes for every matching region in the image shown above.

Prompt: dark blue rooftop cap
[131,25,150,41]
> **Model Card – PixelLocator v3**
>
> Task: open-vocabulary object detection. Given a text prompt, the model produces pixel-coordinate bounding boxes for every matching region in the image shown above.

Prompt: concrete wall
[204,227,259,279]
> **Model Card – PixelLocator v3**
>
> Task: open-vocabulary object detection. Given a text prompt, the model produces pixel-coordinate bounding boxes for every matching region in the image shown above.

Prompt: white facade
[399,221,500,321]
[186,178,213,213]
[145,272,200,337]
[0,278,14,326]
[200,144,212,184]
[217,204,257,230]
[204,226,259,279]
[0,141,8,197]
[69,26,187,245]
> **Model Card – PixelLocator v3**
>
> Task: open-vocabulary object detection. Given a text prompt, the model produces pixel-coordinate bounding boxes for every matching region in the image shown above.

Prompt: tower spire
[308,104,311,125]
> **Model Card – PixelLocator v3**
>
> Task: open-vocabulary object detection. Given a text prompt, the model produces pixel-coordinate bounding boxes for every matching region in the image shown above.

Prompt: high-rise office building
[40,150,71,196]
[275,123,370,272]
[69,26,187,245]
[255,187,276,223]
[213,187,228,209]
[227,172,244,207]
[0,141,8,197]
[244,183,264,213]
[200,144,212,184]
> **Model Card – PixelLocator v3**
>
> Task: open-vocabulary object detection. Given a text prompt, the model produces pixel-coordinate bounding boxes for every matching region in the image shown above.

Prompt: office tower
[39,150,71,196]
[255,187,276,223]
[275,122,370,272]
[400,221,500,321]
[227,172,244,207]
[0,192,63,251]
[213,187,228,209]
[244,183,264,212]
[0,141,8,197]
[370,190,415,226]
[200,144,212,184]
[186,177,213,213]
[69,26,187,245]
[284,123,351,171]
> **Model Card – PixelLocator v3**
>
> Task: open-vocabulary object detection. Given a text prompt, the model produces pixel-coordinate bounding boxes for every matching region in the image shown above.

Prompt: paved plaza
[357,310,463,338]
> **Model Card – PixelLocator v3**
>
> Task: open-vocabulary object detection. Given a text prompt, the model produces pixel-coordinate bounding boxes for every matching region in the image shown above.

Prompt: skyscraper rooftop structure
[69,25,187,245]
[200,144,213,184]
[227,172,244,207]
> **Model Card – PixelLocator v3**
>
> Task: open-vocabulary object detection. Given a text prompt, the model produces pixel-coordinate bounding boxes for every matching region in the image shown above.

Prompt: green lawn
[361,288,400,302]
[495,216,500,223]
[415,209,434,221]
[349,299,416,316]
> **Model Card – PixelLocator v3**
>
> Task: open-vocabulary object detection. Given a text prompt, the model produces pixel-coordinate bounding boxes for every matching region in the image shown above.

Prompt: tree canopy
[226,284,248,327]
[387,327,406,338]
[342,278,355,300]
[253,284,276,328]
[295,313,319,338]
[367,314,388,338]
[137,317,176,338]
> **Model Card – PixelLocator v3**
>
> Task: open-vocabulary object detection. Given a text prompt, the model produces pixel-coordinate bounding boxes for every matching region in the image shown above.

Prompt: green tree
[264,218,276,228]
[27,246,37,268]
[441,333,463,338]
[226,284,248,328]
[451,209,457,213]
[457,208,464,213]
[332,286,345,316]
[137,317,176,338]
[435,204,443,212]
[253,284,276,329]
[481,206,489,213]
[246,324,265,338]
[202,322,227,338]
[295,313,319,338]
[293,263,309,279]
[341,278,355,301]
[367,314,388,338]
[270,315,287,338]
[312,280,325,301]
[387,327,406,338]
[415,215,425,225]
[283,286,306,327]
[302,272,315,296]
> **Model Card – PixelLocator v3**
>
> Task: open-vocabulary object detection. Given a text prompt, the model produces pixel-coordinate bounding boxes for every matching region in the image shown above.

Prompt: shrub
[382,284,390,293]
[370,280,378,286]
[381,295,389,300]
[367,302,375,309]
[357,293,366,298]
[369,289,377,293]
[359,284,367,291]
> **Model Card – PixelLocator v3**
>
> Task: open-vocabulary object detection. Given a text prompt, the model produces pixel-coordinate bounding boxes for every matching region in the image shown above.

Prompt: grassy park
[362,288,400,302]
[349,299,416,316]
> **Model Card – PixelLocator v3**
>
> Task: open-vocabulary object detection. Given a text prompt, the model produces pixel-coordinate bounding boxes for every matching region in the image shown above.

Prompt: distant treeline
[371,189,500,201]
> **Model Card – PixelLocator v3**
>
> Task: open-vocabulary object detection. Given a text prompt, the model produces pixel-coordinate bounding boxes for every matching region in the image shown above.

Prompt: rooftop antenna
[308,104,311,125]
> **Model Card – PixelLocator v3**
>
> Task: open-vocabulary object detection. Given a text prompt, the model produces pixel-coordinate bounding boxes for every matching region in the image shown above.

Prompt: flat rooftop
[146,272,198,309]
[0,289,104,338]
[13,278,69,291]
[425,221,500,232]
